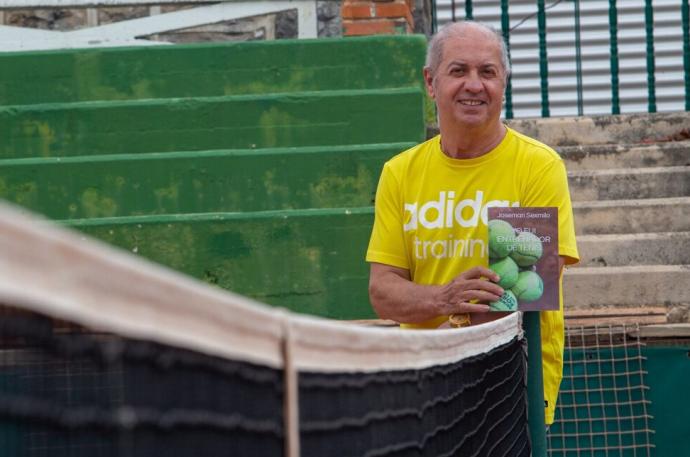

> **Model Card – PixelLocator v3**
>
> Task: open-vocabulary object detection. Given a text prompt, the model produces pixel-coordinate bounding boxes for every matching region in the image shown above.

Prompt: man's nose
[464,72,483,92]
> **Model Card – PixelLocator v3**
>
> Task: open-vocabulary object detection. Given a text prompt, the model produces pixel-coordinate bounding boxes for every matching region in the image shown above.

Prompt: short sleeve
[522,157,580,265]
[365,162,409,269]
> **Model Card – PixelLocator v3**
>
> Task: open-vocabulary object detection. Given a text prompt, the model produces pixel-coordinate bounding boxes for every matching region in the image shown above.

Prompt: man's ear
[423,67,435,99]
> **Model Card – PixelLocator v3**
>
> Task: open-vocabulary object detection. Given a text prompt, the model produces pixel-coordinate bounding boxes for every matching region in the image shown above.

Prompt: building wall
[1,1,343,42]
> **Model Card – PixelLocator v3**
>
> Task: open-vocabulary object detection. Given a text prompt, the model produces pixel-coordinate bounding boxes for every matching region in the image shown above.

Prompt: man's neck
[439,123,507,159]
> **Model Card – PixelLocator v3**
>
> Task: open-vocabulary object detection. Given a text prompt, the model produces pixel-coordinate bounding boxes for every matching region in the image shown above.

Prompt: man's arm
[368,263,504,324]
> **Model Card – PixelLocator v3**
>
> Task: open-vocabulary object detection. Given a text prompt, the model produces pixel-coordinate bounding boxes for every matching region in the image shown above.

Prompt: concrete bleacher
[0,38,427,104]
[0,36,427,319]
[508,112,690,321]
[3,36,687,322]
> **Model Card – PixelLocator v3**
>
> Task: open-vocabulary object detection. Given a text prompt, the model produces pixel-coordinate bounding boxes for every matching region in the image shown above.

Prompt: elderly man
[365,21,579,427]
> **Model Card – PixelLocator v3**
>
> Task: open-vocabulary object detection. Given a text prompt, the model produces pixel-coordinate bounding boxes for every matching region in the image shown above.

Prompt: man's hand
[369,263,504,324]
[433,266,504,316]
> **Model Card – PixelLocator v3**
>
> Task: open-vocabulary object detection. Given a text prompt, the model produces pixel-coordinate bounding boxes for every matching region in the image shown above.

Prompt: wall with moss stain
[0,37,428,319]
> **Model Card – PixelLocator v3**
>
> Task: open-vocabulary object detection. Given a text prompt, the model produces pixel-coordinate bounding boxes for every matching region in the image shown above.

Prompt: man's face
[424,26,506,131]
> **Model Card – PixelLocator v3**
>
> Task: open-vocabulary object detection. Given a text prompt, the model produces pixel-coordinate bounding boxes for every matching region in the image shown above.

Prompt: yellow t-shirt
[366,127,579,424]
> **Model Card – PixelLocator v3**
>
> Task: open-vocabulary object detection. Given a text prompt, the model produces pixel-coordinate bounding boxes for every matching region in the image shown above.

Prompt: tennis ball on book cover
[511,271,544,303]
[489,256,519,289]
[509,232,543,267]
[490,290,518,312]
[488,219,516,260]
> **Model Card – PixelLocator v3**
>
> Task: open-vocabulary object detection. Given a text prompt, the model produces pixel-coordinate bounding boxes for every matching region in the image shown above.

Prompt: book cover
[487,207,559,312]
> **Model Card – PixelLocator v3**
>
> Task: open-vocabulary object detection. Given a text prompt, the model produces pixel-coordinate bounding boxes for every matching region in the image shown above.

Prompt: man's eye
[451,68,464,75]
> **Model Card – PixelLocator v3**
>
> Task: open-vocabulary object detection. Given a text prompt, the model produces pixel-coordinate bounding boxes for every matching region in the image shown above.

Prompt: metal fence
[549,324,655,456]
[433,0,690,119]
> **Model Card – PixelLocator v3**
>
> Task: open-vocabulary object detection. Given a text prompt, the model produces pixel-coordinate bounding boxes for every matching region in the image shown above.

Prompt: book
[487,207,559,312]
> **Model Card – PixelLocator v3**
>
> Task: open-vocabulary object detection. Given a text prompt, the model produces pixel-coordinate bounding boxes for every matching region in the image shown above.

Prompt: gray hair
[425,21,511,81]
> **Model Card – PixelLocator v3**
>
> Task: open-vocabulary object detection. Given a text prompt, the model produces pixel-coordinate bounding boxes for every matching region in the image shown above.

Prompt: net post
[281,318,300,457]
[524,311,547,456]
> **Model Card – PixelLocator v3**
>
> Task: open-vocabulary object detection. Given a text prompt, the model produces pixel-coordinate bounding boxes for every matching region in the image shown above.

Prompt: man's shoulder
[508,128,562,162]
[385,136,439,170]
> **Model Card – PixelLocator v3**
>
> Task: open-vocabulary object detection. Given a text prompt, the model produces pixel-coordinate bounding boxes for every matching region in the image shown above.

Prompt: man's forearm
[369,270,444,323]
[368,264,500,324]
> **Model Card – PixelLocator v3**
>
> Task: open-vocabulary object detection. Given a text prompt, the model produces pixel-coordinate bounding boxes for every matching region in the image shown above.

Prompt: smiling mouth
[458,100,485,106]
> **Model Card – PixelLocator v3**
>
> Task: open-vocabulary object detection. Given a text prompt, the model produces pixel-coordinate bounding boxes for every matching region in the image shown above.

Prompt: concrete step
[0,35,427,105]
[560,141,690,171]
[568,166,689,201]
[0,143,411,219]
[563,264,690,312]
[573,197,690,235]
[507,111,690,146]
[0,88,425,159]
[576,232,690,267]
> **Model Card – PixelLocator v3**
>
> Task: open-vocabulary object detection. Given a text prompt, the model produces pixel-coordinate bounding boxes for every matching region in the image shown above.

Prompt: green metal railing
[537,0,550,117]
[645,0,657,113]
[500,0,513,118]
[609,0,620,115]
[681,0,690,111]
[436,0,690,118]
[573,0,583,115]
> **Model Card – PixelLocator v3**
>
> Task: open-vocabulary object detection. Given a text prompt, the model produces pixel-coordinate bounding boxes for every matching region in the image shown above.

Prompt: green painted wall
[550,345,690,456]
[644,345,690,456]
[69,208,376,319]
[551,347,651,453]
[0,36,427,106]
[0,36,429,319]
